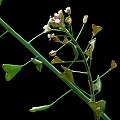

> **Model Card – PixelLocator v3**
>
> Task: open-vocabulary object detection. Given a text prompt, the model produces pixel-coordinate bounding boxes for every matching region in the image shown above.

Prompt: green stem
[76,86,91,97]
[53,60,84,64]
[51,29,65,32]
[22,56,38,67]
[63,27,95,101]
[51,89,72,106]
[76,23,85,41]
[56,35,69,37]
[84,36,94,52]
[0,30,8,38]
[0,18,110,120]
[68,23,71,33]
[28,31,44,43]
[67,59,76,69]
[56,40,72,52]
[0,17,90,103]
[93,69,111,83]
[63,60,84,63]
[72,70,87,74]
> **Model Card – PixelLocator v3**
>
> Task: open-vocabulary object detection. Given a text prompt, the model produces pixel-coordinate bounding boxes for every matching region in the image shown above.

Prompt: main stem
[0,18,110,120]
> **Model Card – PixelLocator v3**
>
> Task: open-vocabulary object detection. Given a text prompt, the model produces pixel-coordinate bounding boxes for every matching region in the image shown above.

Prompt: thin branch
[0,30,8,38]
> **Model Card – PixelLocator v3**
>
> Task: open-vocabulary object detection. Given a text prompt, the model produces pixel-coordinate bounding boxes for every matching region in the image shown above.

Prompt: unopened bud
[83,15,88,24]
[49,50,57,56]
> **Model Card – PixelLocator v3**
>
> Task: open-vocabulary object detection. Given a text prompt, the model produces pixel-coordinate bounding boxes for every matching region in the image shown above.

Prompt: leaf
[29,105,51,112]
[60,65,75,84]
[85,48,92,59]
[31,58,43,72]
[88,100,106,118]
[110,60,117,70]
[51,56,63,64]
[92,24,102,37]
[2,64,23,81]
[93,75,102,92]
[0,0,2,5]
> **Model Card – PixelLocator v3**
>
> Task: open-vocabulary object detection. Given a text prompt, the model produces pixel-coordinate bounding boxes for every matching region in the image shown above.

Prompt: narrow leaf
[92,24,102,37]
[29,104,51,112]
[2,64,23,81]
[31,58,43,72]
[88,100,106,118]
[51,56,63,64]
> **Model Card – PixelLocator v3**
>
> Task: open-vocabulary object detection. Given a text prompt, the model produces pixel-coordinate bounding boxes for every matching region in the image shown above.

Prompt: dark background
[0,0,119,119]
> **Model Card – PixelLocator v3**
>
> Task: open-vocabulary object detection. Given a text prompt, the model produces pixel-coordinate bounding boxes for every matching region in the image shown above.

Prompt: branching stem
[0,18,111,120]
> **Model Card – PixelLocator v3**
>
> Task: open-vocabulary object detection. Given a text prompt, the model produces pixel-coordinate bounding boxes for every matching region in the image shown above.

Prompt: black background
[0,0,119,119]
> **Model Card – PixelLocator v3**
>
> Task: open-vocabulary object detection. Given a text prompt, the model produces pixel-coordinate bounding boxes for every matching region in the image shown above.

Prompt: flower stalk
[0,10,112,120]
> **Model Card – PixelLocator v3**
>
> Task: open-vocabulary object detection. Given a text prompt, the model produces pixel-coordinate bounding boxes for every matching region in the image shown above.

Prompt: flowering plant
[0,6,116,120]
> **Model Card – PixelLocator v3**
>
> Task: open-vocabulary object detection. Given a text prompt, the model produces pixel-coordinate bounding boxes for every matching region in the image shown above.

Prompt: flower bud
[83,15,88,24]
[43,25,51,33]
[64,7,71,15]
[49,50,57,56]
[65,16,72,24]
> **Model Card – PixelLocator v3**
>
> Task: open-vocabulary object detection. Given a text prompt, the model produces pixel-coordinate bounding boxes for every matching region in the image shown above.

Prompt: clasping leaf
[31,58,43,72]
[2,64,23,81]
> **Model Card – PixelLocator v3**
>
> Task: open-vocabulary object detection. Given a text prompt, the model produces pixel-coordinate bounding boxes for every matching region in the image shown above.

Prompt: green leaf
[60,65,75,84]
[2,64,23,81]
[0,0,2,5]
[29,105,51,112]
[88,100,106,118]
[31,58,43,72]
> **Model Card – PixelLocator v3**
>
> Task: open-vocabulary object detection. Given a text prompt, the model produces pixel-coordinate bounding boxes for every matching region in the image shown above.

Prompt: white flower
[47,33,55,40]
[58,9,63,16]
[83,15,88,24]
[54,13,60,19]
[43,25,51,33]
[55,19,60,24]
[54,13,59,17]
[64,7,71,14]
[47,34,51,38]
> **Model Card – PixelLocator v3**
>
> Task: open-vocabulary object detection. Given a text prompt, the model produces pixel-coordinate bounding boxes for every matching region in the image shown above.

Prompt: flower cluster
[43,7,72,33]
